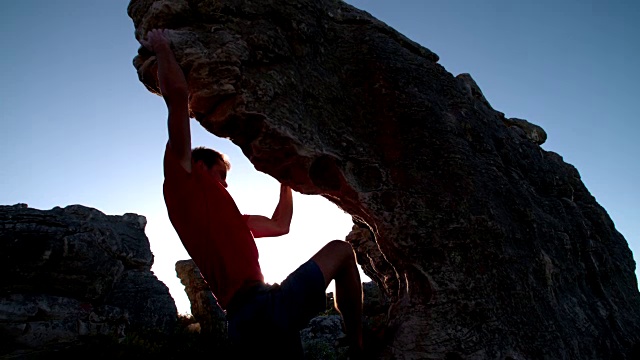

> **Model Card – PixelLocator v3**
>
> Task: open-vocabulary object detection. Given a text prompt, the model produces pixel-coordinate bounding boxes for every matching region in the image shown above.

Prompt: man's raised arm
[140,29,191,172]
[247,184,293,238]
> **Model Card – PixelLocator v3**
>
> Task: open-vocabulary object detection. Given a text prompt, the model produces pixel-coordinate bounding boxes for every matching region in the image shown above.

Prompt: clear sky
[1,0,638,315]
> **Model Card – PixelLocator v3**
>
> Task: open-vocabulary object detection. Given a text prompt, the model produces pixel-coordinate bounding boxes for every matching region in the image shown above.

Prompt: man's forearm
[147,31,191,169]
[271,185,293,231]
[245,186,293,238]
[155,44,188,105]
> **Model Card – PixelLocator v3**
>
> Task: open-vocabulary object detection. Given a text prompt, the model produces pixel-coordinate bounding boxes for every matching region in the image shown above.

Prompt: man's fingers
[148,29,168,42]
[139,29,170,52]
[139,39,150,50]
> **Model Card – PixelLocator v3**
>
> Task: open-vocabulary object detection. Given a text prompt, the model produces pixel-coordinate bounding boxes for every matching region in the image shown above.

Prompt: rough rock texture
[301,315,349,359]
[320,281,390,359]
[175,259,226,335]
[129,0,640,358]
[0,204,177,355]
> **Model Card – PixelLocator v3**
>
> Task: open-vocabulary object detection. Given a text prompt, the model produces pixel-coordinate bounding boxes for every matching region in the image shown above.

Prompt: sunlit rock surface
[175,259,226,335]
[0,204,177,355]
[129,0,640,358]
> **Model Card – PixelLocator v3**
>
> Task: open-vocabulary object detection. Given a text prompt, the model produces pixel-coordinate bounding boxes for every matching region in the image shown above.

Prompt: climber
[139,29,364,358]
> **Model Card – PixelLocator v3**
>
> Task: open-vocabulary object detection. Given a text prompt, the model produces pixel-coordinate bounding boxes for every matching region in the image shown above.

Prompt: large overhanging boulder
[128,0,640,358]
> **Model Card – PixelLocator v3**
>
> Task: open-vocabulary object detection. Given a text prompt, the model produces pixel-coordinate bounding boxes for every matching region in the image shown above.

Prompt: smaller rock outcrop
[311,282,389,359]
[301,315,349,359]
[175,259,226,335]
[0,204,177,356]
[502,117,548,145]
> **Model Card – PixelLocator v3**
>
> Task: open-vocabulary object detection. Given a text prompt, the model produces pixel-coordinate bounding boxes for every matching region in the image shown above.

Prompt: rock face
[310,281,389,359]
[129,0,640,358]
[301,315,348,359]
[175,259,226,335]
[0,204,177,355]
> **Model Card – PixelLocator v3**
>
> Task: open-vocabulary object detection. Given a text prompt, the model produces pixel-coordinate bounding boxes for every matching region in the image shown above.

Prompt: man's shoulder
[164,142,192,181]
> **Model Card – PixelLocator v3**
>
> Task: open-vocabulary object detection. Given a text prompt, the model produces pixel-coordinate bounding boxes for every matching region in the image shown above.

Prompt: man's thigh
[230,259,326,332]
[271,259,327,330]
[227,260,326,354]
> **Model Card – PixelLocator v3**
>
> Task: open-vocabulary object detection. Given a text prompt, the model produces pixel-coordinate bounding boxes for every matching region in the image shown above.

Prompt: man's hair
[191,146,231,170]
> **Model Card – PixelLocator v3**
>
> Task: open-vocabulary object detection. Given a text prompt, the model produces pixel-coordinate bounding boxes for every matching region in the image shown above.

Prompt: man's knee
[312,240,358,285]
[325,240,356,264]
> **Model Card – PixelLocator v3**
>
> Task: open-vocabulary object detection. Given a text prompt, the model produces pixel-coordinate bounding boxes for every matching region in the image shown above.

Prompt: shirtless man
[140,29,363,358]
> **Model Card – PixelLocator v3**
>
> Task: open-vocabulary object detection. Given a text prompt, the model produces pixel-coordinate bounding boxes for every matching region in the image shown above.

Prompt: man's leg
[311,240,363,351]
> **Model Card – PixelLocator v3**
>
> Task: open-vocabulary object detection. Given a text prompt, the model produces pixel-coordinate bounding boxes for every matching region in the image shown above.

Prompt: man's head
[192,146,231,188]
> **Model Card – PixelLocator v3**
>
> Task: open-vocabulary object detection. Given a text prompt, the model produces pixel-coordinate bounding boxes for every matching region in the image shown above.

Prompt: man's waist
[225,280,267,316]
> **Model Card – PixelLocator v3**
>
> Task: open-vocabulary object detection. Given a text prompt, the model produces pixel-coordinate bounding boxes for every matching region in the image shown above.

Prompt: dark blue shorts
[226,259,327,358]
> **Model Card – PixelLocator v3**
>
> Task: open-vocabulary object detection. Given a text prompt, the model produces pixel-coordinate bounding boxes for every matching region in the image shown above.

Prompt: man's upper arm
[166,102,191,173]
[246,215,289,238]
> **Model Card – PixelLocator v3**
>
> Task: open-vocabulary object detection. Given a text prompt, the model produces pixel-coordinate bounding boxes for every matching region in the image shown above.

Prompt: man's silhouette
[140,29,363,358]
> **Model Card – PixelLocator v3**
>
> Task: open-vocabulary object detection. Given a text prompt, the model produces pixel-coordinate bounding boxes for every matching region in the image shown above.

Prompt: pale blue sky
[1,0,638,314]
